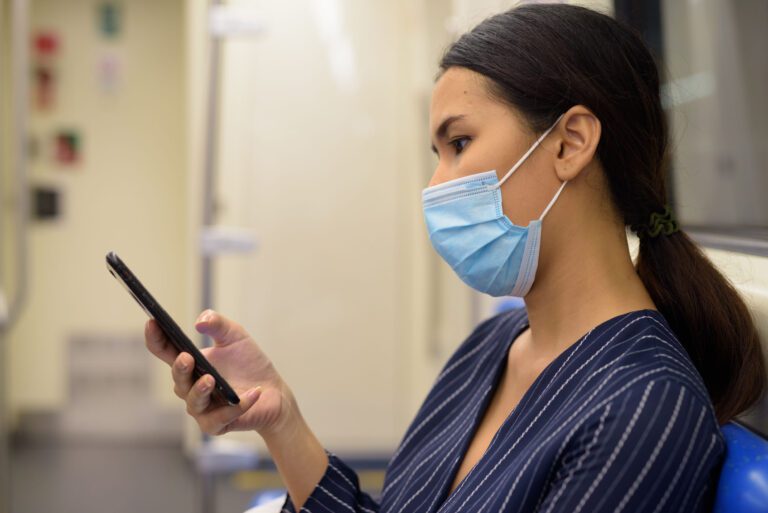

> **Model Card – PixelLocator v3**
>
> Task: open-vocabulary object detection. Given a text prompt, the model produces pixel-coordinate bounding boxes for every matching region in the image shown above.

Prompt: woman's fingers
[145,319,178,365]
[171,353,195,398]
[196,387,262,435]
[147,311,267,435]
[194,309,248,347]
[186,374,215,414]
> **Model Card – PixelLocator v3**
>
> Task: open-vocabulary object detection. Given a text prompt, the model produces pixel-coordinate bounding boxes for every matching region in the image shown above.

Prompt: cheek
[428,161,475,187]
[498,153,560,225]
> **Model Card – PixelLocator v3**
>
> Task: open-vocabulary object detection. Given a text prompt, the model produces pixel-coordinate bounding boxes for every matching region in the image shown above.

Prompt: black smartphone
[106,251,240,405]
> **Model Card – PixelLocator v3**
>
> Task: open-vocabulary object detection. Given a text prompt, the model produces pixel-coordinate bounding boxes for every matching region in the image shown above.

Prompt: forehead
[430,67,494,128]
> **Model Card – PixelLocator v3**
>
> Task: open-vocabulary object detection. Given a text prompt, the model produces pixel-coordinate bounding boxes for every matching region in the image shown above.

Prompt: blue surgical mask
[422,115,566,297]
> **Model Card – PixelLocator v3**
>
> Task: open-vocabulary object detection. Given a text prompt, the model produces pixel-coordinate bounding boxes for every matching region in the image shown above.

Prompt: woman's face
[429,67,565,227]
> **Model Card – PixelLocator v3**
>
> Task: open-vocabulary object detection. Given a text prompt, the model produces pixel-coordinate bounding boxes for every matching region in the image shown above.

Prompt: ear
[552,105,601,182]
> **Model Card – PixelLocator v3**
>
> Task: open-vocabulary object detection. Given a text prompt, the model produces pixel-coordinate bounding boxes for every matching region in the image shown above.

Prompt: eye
[450,137,471,155]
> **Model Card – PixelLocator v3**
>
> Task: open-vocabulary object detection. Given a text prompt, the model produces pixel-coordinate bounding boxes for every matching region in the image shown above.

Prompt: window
[617,0,768,254]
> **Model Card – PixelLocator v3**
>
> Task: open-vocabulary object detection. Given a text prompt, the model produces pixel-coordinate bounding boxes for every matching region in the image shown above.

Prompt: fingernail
[197,310,214,323]
[200,378,212,392]
[246,387,261,400]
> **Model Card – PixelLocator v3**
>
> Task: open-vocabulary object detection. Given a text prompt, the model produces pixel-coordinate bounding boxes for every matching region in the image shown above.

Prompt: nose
[427,163,447,188]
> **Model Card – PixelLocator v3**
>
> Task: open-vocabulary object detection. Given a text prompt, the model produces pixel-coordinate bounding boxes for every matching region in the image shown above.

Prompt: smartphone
[106,251,240,405]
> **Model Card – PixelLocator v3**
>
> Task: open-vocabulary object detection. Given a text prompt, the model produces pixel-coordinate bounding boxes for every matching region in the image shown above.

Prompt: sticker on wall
[33,66,56,110]
[97,53,121,93]
[54,130,82,166]
[31,185,61,221]
[32,31,59,111]
[33,31,59,56]
[98,2,122,39]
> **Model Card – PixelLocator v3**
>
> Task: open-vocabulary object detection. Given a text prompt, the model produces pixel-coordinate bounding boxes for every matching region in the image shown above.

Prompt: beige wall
[6,0,187,416]
[448,0,613,36]
[186,0,431,453]
[181,0,620,455]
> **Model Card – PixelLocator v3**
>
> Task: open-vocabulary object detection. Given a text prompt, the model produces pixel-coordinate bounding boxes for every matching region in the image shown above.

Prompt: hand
[145,309,297,437]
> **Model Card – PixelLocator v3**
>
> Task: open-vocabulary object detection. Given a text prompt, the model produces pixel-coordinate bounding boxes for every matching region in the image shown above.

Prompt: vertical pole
[200,1,223,512]
[201,1,222,348]
[1,1,31,511]
[0,0,8,509]
[9,0,29,327]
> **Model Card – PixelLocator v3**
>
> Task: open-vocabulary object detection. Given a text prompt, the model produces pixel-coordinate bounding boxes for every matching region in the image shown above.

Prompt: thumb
[194,310,247,347]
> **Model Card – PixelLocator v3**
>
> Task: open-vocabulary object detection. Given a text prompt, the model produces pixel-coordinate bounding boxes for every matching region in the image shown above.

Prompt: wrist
[259,396,328,510]
[259,384,302,443]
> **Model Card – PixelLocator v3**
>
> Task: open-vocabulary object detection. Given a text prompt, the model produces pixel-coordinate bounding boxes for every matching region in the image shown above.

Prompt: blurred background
[0,0,766,512]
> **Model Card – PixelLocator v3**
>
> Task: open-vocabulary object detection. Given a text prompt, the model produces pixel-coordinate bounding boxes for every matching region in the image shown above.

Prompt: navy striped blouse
[282,308,725,512]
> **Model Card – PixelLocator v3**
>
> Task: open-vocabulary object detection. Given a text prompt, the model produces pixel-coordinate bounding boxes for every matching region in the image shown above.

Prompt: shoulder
[548,374,725,512]
[570,309,713,406]
[564,310,725,459]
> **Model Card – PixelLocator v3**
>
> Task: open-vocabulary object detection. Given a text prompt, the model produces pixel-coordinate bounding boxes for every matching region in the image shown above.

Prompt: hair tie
[631,205,680,239]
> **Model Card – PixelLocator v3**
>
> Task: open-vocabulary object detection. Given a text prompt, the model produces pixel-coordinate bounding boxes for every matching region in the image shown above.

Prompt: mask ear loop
[538,179,568,221]
[493,113,566,189]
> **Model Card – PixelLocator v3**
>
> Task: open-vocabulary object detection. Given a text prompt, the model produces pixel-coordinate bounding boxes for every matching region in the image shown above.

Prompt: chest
[447,331,551,494]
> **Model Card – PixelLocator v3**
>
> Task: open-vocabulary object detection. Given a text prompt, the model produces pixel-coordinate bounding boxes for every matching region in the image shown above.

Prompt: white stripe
[323,467,377,513]
[648,404,706,513]
[654,353,710,399]
[542,403,611,513]
[383,382,490,496]
[676,433,720,510]
[614,386,685,513]
[556,345,659,411]
[389,314,521,465]
[494,368,668,513]
[643,315,702,374]
[328,462,355,490]
[316,484,355,513]
[394,436,468,513]
[569,381,657,513]
[388,393,483,509]
[441,316,656,512]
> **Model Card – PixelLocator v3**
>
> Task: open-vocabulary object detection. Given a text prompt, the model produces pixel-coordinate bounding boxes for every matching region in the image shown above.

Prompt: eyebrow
[431,114,466,155]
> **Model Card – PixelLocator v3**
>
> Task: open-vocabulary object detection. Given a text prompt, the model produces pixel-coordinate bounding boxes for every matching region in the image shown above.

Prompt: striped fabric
[282,308,725,513]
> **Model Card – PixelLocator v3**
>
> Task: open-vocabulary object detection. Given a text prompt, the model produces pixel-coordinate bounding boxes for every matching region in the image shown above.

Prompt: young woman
[145,4,766,512]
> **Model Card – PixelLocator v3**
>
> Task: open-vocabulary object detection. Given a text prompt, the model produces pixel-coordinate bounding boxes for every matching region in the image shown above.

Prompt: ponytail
[636,230,766,423]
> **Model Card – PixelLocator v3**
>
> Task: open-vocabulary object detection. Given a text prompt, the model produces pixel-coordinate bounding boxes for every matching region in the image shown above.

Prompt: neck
[522,221,656,357]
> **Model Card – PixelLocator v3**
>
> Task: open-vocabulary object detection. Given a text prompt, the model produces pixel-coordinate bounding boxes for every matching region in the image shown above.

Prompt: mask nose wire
[491,113,566,190]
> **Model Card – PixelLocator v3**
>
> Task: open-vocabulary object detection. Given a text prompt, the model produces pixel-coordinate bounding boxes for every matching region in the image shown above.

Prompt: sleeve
[281,452,380,513]
[535,379,725,513]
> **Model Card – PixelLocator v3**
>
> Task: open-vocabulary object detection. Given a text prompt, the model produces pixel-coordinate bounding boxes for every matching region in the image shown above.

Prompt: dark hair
[440,4,766,423]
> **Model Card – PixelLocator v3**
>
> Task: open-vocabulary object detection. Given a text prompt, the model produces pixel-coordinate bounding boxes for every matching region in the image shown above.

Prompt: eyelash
[450,137,471,155]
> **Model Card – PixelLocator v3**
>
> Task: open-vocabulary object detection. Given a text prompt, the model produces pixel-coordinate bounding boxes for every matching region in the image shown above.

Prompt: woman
[146,4,766,512]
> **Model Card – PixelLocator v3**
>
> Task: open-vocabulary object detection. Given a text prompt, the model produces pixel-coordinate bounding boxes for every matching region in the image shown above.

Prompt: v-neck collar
[434,308,665,512]
[433,310,530,512]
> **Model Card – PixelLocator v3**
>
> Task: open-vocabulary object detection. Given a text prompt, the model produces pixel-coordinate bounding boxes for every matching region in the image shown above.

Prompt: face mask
[422,115,565,297]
